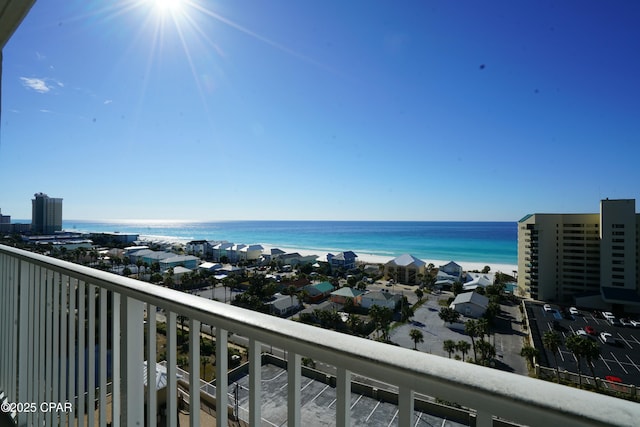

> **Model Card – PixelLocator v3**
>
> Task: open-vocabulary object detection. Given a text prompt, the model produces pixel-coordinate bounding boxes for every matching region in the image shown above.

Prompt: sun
[150,0,184,16]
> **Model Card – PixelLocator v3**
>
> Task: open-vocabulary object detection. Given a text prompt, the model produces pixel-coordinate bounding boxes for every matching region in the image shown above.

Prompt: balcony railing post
[215,327,228,427]
[99,288,108,427]
[287,352,301,427]
[167,312,178,427]
[146,303,157,427]
[189,318,200,427]
[249,338,262,427]
[68,278,77,425]
[16,260,30,426]
[112,293,120,427]
[77,280,86,427]
[87,284,96,427]
[59,275,68,425]
[121,295,145,426]
[398,386,414,427]
[336,366,351,427]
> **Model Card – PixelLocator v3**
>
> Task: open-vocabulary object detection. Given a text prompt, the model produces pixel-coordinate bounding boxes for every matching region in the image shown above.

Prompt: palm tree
[409,329,424,350]
[201,356,209,379]
[443,340,457,358]
[476,317,490,342]
[465,320,479,362]
[542,331,562,383]
[580,338,601,389]
[438,307,460,325]
[369,305,393,341]
[456,340,471,362]
[414,287,424,301]
[520,345,539,370]
[565,335,585,387]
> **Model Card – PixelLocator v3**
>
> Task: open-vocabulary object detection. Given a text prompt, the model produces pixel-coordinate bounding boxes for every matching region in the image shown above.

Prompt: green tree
[409,329,424,350]
[542,331,562,383]
[482,265,491,274]
[476,340,496,364]
[438,307,460,325]
[369,305,393,341]
[565,335,585,387]
[451,282,463,296]
[443,340,457,358]
[456,340,471,362]
[465,319,479,362]
[520,345,539,370]
[414,288,424,301]
[400,297,414,322]
[580,338,601,389]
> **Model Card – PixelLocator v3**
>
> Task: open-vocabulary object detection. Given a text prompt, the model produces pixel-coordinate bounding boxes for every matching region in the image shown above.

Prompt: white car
[575,329,589,338]
[602,311,615,320]
[619,318,633,327]
[630,319,640,327]
[600,332,614,343]
[569,307,579,315]
[543,304,552,312]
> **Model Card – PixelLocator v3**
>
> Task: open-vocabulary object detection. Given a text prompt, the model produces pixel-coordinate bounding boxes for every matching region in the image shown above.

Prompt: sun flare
[150,0,184,15]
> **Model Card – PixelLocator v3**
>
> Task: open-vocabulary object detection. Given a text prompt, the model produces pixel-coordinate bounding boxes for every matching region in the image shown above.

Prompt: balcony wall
[0,244,638,427]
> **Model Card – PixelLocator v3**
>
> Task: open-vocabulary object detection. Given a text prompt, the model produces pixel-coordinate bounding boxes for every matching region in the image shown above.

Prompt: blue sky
[1,0,639,221]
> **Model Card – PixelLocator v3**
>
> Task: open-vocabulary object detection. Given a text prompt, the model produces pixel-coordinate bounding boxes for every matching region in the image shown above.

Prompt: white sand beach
[138,235,517,275]
[262,245,518,275]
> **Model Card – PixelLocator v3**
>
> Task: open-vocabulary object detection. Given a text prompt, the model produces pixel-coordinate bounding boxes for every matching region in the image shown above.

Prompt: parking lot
[528,302,640,386]
[390,296,528,375]
[229,364,468,427]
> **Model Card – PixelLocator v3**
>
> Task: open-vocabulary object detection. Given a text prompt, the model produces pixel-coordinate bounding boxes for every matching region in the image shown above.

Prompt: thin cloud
[104,99,113,104]
[20,77,52,93]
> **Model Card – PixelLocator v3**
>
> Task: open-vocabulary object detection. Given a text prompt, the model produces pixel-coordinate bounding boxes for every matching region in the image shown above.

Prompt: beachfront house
[330,287,364,306]
[166,266,192,285]
[198,262,223,273]
[239,244,264,262]
[260,247,286,264]
[361,290,400,310]
[277,253,318,267]
[439,261,463,281]
[303,282,335,303]
[212,242,234,262]
[327,251,358,272]
[185,240,208,257]
[449,291,489,318]
[384,254,426,285]
[159,254,200,270]
[267,293,300,317]
[463,273,494,292]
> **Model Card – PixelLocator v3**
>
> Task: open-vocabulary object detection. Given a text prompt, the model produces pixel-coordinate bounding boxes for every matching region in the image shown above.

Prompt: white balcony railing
[1,244,638,427]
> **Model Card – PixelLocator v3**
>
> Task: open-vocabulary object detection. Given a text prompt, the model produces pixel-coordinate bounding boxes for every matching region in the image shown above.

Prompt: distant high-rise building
[0,208,10,225]
[31,192,63,235]
[517,199,640,311]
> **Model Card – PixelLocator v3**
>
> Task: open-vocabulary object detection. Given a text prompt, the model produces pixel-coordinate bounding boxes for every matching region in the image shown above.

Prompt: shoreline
[136,234,518,275]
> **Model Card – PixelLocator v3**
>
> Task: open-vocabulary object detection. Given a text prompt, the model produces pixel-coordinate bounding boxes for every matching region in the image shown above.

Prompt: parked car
[543,304,552,312]
[584,325,597,336]
[600,332,623,347]
[602,311,615,320]
[600,332,614,343]
[619,318,633,327]
[569,307,579,315]
[630,319,640,327]
[609,317,622,327]
[575,329,589,338]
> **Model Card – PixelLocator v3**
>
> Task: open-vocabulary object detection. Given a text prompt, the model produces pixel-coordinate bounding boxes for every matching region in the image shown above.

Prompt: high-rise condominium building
[31,192,63,235]
[518,199,640,312]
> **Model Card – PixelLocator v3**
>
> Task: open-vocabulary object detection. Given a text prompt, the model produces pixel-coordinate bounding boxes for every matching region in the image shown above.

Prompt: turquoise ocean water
[61,220,517,266]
